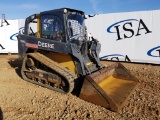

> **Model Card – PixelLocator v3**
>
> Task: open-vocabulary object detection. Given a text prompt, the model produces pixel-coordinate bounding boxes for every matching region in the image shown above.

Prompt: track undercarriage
[21,52,77,93]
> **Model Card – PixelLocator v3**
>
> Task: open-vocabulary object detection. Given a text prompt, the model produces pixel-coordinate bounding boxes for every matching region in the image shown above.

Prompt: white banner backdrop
[0,10,160,64]
[85,10,160,64]
[0,19,25,53]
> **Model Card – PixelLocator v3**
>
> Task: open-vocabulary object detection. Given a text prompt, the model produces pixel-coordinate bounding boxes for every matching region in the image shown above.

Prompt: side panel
[43,52,77,74]
[17,34,86,75]
[18,35,72,56]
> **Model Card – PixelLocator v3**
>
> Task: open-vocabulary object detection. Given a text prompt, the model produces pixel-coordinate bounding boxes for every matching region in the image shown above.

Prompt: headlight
[64,9,67,14]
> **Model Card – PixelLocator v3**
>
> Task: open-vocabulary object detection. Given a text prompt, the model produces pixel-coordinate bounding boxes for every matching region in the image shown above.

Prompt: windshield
[67,13,85,40]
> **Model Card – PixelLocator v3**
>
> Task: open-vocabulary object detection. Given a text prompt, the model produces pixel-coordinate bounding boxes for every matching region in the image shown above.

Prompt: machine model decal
[107,19,152,41]
[38,41,54,49]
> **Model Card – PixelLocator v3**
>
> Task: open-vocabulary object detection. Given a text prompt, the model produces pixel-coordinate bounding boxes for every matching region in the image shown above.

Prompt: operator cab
[24,8,87,43]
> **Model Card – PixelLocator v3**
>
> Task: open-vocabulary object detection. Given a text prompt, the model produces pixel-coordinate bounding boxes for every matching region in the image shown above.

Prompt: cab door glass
[41,15,65,42]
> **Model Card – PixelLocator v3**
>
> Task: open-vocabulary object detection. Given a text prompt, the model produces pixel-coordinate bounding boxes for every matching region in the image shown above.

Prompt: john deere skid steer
[17,8,138,112]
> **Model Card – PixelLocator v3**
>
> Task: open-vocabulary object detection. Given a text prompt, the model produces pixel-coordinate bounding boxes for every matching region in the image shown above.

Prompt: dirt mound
[0,56,159,120]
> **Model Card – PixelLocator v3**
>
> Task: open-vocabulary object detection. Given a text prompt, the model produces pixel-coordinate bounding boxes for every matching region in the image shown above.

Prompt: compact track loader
[17,8,138,112]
